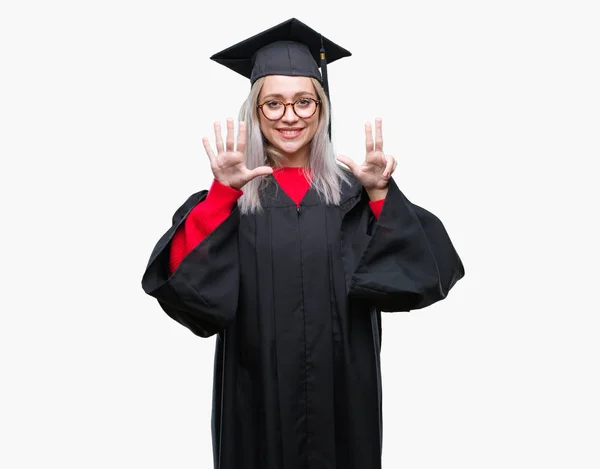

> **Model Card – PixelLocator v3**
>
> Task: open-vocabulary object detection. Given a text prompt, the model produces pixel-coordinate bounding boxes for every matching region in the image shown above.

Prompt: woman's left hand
[337,118,397,198]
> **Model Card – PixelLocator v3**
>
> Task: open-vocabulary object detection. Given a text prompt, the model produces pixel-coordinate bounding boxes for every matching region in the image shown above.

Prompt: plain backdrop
[1,0,599,468]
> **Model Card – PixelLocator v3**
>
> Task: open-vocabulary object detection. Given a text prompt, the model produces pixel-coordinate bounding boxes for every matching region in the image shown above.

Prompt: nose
[281,104,298,123]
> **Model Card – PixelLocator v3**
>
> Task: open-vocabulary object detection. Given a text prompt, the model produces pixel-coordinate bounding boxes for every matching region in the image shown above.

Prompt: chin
[272,138,304,155]
[278,142,303,154]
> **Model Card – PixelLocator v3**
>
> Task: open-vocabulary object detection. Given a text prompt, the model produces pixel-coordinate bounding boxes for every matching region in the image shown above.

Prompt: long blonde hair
[237,77,350,214]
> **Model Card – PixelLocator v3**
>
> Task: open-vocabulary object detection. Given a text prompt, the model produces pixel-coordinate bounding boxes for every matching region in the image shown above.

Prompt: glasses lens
[294,98,317,118]
[262,101,285,120]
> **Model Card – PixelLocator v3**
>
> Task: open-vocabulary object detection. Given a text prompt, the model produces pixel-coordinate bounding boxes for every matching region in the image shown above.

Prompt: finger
[365,122,374,153]
[226,119,235,152]
[214,121,224,154]
[237,121,246,154]
[375,118,383,152]
[383,154,394,178]
[247,165,273,181]
[337,155,357,172]
[391,157,398,174]
[202,137,216,162]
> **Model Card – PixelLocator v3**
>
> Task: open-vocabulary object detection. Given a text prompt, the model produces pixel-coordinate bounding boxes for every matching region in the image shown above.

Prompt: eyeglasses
[257,97,321,121]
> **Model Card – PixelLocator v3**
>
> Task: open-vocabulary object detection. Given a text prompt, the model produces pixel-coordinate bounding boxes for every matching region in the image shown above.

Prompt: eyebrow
[261,91,317,100]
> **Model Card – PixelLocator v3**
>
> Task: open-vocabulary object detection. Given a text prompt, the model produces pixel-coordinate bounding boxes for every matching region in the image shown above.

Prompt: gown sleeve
[141,184,242,338]
[169,179,243,273]
[347,177,465,312]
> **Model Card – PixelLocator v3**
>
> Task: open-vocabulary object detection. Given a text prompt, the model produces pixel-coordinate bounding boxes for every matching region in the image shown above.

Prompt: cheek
[259,119,274,139]
[307,119,320,139]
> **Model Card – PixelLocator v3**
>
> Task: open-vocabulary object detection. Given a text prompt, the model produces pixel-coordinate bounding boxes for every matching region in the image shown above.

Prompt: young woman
[142,18,464,469]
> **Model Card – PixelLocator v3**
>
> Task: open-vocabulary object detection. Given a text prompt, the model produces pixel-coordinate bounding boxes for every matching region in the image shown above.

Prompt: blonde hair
[237,77,350,214]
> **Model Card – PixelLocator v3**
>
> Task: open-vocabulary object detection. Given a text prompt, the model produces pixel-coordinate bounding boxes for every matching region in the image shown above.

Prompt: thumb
[247,165,274,181]
[336,155,357,172]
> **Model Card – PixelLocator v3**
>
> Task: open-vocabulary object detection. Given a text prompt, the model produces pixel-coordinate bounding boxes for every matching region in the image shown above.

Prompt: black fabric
[141,173,464,469]
[210,17,351,85]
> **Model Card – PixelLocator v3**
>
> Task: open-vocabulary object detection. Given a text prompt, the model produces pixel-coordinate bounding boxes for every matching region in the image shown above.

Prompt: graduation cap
[210,18,352,101]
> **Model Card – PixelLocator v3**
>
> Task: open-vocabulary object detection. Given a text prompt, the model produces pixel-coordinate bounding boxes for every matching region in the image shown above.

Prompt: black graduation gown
[141,174,464,469]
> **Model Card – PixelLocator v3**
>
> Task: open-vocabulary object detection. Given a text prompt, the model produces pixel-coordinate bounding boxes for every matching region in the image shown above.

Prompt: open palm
[336,118,397,191]
[203,119,272,190]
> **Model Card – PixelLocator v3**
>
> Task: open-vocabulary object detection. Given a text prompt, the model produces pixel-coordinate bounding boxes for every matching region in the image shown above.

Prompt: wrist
[366,186,388,201]
[209,178,244,199]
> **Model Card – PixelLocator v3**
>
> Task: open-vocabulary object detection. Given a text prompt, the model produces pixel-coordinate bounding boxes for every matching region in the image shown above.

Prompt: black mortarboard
[210,18,351,99]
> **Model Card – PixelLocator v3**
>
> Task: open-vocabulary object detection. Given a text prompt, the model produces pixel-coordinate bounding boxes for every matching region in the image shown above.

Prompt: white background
[1,0,599,467]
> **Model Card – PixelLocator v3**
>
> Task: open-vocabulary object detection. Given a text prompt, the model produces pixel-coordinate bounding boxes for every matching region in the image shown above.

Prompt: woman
[142,18,464,469]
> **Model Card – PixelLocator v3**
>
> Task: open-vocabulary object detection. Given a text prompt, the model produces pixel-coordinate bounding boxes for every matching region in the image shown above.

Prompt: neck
[279,146,310,168]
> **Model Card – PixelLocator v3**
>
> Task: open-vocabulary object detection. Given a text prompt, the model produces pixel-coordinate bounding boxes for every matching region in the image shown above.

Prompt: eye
[296,98,312,107]
[266,101,283,109]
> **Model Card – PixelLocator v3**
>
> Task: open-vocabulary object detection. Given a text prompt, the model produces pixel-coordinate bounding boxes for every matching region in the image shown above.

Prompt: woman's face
[257,75,320,163]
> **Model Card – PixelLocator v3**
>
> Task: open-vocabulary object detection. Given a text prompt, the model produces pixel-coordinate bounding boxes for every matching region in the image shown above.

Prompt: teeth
[280,130,300,134]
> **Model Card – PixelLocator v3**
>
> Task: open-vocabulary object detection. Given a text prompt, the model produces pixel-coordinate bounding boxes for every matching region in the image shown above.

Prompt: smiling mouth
[277,128,303,139]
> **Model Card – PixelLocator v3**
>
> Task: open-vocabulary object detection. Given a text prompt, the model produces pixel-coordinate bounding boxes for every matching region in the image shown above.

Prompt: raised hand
[336,118,397,196]
[203,119,273,190]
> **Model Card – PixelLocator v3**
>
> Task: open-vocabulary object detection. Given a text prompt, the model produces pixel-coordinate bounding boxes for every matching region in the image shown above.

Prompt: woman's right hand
[202,119,273,190]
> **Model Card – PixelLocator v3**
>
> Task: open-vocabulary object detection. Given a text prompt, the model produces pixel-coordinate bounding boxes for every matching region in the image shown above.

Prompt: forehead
[259,75,316,98]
